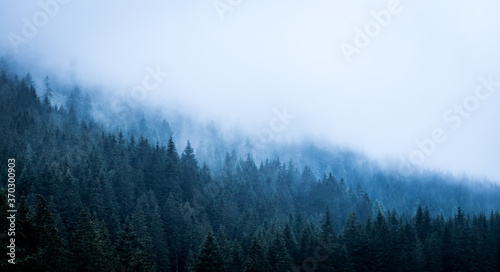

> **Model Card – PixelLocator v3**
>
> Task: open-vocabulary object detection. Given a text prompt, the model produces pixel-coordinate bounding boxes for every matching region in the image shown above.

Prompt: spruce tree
[267,228,293,272]
[181,140,200,202]
[415,205,431,243]
[195,232,226,272]
[298,223,317,266]
[320,206,336,242]
[116,218,155,272]
[282,222,298,264]
[33,195,67,271]
[452,207,476,271]
[371,209,392,271]
[343,213,371,272]
[245,237,272,272]
[71,207,106,272]
[97,220,120,271]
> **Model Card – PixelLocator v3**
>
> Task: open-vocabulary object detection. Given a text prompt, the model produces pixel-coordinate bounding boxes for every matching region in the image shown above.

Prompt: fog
[1,0,500,181]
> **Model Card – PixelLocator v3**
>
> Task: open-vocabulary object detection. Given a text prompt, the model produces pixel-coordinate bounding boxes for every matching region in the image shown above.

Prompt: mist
[1,0,500,182]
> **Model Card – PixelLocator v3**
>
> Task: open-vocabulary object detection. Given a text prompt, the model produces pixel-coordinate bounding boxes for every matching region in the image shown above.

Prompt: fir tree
[117,218,155,272]
[245,237,272,272]
[195,232,226,272]
[267,228,293,272]
[71,207,106,271]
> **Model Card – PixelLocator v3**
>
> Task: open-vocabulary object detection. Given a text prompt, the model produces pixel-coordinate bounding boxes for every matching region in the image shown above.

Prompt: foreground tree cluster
[1,70,500,271]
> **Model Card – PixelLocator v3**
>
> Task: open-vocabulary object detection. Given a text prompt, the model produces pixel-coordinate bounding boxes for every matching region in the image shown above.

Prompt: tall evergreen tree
[282,222,298,264]
[71,207,107,272]
[343,213,371,272]
[195,232,226,272]
[267,228,293,272]
[452,207,476,271]
[43,75,53,105]
[97,220,119,271]
[116,218,155,272]
[245,237,272,272]
[371,209,392,271]
[33,195,67,270]
[415,205,431,243]
[132,195,157,271]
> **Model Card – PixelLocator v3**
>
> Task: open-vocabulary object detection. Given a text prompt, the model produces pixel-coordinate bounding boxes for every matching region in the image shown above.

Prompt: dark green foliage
[33,195,67,270]
[117,218,156,272]
[451,207,476,271]
[320,207,335,243]
[5,195,67,271]
[267,228,293,272]
[149,193,171,271]
[71,207,107,271]
[97,221,120,271]
[282,222,298,264]
[195,232,226,272]
[371,210,392,271]
[343,213,372,272]
[245,237,271,272]
[415,205,431,243]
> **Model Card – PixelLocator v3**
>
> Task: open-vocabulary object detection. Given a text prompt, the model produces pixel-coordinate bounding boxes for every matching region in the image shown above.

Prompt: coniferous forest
[1,68,500,272]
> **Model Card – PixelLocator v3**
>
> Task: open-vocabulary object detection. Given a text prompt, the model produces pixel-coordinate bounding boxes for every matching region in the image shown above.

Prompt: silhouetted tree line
[1,70,499,271]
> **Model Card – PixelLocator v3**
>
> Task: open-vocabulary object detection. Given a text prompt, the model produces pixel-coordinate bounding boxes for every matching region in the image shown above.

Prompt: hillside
[1,68,500,271]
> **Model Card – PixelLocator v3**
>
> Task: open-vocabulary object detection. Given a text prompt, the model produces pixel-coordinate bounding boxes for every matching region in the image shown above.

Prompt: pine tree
[415,205,431,243]
[267,228,293,272]
[181,140,200,202]
[132,196,157,271]
[298,222,317,266]
[343,213,371,272]
[282,223,298,264]
[318,206,337,271]
[423,232,443,272]
[97,220,119,271]
[228,242,244,272]
[87,170,105,217]
[371,209,392,271]
[320,206,336,242]
[397,221,419,272]
[195,232,226,272]
[32,195,67,271]
[182,140,198,168]
[43,76,53,106]
[186,250,197,272]
[149,194,170,271]
[245,237,272,272]
[117,218,155,272]
[164,136,182,199]
[442,222,453,272]
[57,168,83,241]
[293,207,305,240]
[71,207,107,271]
[66,86,82,122]
[217,225,230,270]
[452,207,476,271]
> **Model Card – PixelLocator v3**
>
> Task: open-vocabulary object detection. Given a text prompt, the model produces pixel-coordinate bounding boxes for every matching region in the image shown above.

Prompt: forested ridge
[1,69,500,271]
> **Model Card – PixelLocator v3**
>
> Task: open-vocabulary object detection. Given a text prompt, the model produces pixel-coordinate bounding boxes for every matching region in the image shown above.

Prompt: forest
[1,68,500,271]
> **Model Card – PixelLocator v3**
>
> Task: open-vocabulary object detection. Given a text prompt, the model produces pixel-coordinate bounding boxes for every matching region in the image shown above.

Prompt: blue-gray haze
[1,0,499,182]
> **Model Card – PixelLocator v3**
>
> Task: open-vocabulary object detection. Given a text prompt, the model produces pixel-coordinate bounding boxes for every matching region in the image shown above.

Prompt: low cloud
[1,0,500,181]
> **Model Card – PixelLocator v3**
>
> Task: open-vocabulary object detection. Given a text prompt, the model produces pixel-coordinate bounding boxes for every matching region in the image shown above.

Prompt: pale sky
[1,0,500,181]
